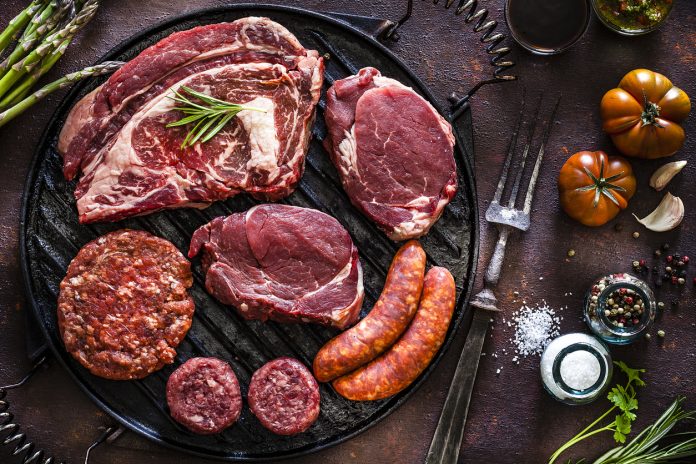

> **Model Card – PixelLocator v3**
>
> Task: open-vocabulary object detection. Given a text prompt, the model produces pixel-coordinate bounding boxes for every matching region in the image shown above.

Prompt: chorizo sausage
[313,240,426,383]
[332,267,456,401]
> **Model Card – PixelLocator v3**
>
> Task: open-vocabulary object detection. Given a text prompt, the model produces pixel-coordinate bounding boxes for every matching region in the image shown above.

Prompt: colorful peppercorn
[600,286,645,328]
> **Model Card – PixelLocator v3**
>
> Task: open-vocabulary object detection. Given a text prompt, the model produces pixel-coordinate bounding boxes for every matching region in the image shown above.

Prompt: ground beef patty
[57,229,194,380]
[248,357,320,435]
[166,357,242,434]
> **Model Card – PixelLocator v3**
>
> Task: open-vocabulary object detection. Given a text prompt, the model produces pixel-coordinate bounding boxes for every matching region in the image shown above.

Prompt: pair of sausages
[313,241,456,401]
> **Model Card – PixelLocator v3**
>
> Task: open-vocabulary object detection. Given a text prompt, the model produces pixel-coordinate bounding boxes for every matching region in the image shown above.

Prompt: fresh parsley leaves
[548,361,645,464]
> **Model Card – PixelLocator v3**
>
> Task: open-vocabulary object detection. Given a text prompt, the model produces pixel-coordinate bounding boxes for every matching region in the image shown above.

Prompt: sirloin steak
[189,204,364,329]
[58,18,323,223]
[324,67,457,241]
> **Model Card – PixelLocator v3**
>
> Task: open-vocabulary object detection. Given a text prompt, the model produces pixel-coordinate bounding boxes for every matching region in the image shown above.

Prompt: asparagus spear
[21,0,61,40]
[0,0,70,76]
[0,61,123,128]
[0,0,98,100]
[0,36,69,108]
[0,0,46,56]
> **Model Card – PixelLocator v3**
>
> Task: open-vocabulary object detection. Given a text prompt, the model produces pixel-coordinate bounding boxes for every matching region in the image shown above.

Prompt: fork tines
[485,92,561,231]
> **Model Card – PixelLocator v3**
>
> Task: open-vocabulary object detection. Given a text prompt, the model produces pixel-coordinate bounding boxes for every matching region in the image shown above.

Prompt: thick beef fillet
[324,67,457,241]
[58,18,323,223]
[189,204,364,329]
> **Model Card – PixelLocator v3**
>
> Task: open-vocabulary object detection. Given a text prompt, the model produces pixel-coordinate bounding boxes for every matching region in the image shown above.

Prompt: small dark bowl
[505,0,592,55]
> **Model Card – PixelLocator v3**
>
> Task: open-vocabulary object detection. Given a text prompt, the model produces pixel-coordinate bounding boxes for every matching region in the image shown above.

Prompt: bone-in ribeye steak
[324,67,458,241]
[57,17,323,223]
[189,204,364,329]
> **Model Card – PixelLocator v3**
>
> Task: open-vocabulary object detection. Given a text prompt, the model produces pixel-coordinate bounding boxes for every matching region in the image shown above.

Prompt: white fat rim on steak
[78,62,297,219]
[111,17,304,115]
[334,75,455,238]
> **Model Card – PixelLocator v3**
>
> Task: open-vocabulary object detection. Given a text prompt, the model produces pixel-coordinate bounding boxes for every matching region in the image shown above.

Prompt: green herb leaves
[593,397,696,464]
[548,361,646,464]
[166,86,266,149]
[606,362,644,443]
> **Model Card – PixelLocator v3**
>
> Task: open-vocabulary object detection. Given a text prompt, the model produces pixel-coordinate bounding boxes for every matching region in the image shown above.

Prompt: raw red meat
[58,17,323,223]
[324,67,457,241]
[57,229,194,380]
[248,357,320,435]
[188,204,364,329]
[166,357,242,435]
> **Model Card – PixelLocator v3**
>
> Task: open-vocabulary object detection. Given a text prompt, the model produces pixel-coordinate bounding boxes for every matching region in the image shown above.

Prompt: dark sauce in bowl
[505,0,591,55]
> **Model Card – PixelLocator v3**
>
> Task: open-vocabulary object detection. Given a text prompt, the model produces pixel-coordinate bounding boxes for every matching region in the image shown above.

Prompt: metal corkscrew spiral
[0,356,62,464]
[428,0,517,118]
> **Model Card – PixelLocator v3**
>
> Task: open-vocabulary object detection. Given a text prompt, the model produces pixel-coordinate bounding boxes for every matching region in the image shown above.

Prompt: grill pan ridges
[19,4,479,461]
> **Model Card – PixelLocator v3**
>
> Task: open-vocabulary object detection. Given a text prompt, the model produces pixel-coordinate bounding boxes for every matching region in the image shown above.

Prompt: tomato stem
[576,158,627,208]
[641,91,663,128]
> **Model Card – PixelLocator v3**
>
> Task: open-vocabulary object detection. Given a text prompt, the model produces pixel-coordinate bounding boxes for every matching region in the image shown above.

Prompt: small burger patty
[248,357,320,435]
[57,229,194,380]
[166,357,243,435]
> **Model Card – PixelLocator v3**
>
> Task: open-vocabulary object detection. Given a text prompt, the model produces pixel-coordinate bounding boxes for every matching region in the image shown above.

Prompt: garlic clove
[649,160,687,191]
[633,192,684,232]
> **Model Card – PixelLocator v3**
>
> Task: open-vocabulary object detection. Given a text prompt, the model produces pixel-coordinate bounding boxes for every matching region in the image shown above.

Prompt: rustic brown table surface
[2,1,696,463]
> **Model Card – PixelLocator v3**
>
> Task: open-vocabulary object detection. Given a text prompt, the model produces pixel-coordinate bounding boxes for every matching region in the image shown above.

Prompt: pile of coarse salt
[510,302,562,358]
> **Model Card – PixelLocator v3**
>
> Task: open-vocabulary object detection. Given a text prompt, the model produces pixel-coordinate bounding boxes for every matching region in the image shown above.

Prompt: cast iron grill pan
[20,4,478,461]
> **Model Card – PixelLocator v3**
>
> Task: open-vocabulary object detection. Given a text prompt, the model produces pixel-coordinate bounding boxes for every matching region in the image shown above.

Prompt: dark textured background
[1,1,695,463]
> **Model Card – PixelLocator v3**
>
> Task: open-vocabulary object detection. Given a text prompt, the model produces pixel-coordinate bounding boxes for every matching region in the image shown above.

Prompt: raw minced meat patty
[248,357,320,435]
[57,229,194,380]
[166,357,242,434]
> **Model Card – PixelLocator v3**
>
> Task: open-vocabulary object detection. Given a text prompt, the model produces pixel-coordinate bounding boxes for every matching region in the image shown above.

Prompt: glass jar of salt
[540,333,612,405]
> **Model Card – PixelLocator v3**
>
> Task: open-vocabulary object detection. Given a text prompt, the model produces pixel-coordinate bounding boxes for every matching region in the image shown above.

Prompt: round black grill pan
[20,4,478,460]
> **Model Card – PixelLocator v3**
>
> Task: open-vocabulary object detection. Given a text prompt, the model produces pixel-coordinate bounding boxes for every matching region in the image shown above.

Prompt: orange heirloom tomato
[558,151,636,227]
[600,69,691,159]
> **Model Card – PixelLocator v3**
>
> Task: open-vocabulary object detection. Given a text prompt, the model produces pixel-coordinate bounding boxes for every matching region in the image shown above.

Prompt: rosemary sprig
[592,397,696,464]
[166,86,266,149]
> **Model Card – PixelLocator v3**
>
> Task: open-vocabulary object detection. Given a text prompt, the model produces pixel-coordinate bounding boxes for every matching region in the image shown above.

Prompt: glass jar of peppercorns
[583,273,656,345]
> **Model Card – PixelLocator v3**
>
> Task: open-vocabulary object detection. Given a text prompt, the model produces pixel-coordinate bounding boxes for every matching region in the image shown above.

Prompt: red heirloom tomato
[558,151,636,227]
[600,69,691,159]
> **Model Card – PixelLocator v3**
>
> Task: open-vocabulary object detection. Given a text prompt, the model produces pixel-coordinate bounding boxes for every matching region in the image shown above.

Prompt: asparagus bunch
[0,61,124,128]
[0,0,121,127]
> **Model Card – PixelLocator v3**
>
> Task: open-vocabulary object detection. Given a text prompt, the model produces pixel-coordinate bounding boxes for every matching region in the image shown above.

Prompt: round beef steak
[57,229,194,380]
[189,204,364,329]
[166,357,243,435]
[324,66,457,241]
[248,357,320,435]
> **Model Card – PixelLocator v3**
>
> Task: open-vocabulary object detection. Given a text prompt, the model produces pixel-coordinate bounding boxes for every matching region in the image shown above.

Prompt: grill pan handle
[428,0,516,121]
[322,0,413,41]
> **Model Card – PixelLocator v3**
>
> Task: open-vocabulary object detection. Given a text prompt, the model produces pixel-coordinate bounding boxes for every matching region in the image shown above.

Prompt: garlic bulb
[649,160,687,191]
[633,193,684,232]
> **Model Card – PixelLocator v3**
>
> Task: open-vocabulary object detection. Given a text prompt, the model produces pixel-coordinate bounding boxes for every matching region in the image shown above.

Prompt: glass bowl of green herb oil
[592,0,674,36]
[584,273,656,345]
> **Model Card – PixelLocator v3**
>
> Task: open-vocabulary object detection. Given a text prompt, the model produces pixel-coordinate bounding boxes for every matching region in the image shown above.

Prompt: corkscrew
[427,0,517,120]
[0,355,60,464]
[0,354,124,464]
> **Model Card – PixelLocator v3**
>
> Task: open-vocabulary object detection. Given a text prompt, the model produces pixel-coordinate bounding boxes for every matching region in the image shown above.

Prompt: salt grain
[510,302,562,357]
[559,350,600,390]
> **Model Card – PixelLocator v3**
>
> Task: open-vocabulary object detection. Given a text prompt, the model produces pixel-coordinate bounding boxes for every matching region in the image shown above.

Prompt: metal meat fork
[425,94,560,464]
